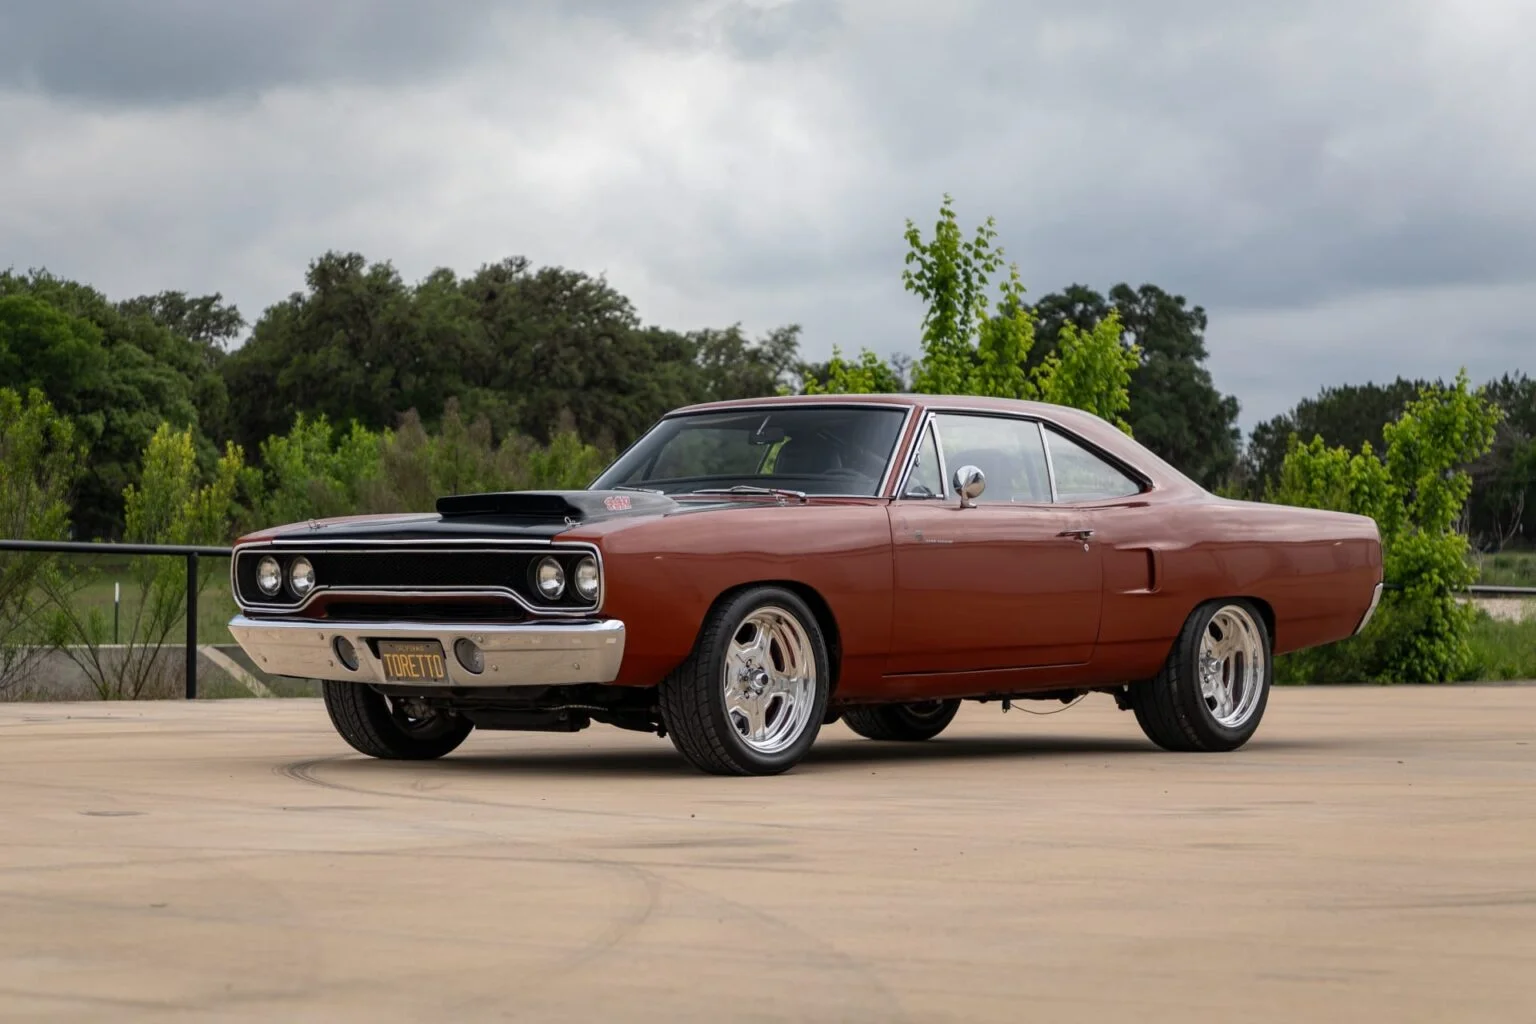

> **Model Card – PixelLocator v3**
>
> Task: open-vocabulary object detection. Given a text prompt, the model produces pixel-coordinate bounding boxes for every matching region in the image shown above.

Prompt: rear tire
[1129,600,1272,752]
[322,682,473,760]
[659,587,830,776]
[842,700,960,741]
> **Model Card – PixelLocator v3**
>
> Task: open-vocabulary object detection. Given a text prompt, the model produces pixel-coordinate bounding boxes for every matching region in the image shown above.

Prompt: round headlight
[573,556,600,602]
[289,556,316,598]
[256,556,282,596]
[535,556,565,599]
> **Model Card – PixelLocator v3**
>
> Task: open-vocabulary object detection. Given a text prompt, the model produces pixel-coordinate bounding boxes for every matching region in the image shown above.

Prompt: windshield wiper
[687,485,809,504]
[608,484,665,494]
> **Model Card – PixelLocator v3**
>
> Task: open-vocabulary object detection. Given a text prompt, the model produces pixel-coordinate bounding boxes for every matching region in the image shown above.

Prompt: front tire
[1129,600,1272,752]
[842,699,960,741]
[322,682,473,760]
[659,587,830,776]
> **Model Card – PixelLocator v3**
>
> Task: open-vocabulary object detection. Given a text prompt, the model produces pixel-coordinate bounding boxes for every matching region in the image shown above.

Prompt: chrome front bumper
[228,615,626,687]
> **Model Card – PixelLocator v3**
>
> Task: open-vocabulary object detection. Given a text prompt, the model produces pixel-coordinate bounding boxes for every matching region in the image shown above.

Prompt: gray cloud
[1,0,1531,430]
[0,0,506,103]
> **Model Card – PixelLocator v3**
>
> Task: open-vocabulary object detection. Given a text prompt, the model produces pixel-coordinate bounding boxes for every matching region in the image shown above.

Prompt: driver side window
[931,414,1052,503]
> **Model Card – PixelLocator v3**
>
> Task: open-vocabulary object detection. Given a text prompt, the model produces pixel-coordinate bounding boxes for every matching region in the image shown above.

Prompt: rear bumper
[228,615,626,687]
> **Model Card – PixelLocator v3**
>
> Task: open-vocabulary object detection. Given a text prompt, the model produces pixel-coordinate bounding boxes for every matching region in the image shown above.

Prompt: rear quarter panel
[561,503,894,689]
[1093,494,1382,681]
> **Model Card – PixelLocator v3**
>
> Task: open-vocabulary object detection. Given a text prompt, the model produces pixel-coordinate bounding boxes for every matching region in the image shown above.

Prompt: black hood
[250,490,699,544]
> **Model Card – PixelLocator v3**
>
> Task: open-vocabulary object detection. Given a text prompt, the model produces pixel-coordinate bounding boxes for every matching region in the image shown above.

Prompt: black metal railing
[0,539,233,698]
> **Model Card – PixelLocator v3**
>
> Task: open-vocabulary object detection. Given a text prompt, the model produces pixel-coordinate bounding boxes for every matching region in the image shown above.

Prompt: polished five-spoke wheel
[722,606,818,756]
[1129,599,1273,752]
[660,586,830,775]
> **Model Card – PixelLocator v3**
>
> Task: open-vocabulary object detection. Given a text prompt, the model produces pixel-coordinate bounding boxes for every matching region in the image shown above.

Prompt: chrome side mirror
[953,465,985,508]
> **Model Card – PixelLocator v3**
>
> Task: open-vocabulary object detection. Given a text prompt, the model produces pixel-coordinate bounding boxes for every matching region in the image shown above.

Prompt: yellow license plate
[376,640,448,683]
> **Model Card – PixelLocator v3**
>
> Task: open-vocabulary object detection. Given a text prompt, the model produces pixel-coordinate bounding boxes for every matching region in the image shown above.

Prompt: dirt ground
[2,687,1533,1023]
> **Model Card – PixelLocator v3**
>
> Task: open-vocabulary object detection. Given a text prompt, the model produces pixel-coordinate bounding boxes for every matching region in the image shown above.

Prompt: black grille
[234,545,598,612]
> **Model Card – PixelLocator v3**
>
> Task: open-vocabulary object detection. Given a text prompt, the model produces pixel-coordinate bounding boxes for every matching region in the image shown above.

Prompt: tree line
[1,196,1531,689]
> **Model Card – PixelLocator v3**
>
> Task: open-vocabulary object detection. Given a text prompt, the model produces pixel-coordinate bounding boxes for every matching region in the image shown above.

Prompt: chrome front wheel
[722,606,819,756]
[659,587,831,775]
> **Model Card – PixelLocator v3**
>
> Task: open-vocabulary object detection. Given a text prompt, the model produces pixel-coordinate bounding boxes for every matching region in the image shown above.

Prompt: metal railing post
[186,551,199,699]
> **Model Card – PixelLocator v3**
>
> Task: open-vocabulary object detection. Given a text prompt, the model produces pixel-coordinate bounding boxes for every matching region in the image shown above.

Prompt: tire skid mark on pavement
[278,755,913,1022]
[276,753,915,840]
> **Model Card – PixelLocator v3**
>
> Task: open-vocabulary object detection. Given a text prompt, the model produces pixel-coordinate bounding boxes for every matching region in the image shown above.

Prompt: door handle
[1057,529,1094,540]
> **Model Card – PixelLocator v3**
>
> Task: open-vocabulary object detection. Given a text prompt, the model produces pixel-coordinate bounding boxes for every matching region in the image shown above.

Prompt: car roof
[677,392,1066,417]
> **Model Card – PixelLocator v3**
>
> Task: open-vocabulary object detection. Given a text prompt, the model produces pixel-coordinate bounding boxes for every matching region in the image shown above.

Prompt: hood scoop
[435,490,678,521]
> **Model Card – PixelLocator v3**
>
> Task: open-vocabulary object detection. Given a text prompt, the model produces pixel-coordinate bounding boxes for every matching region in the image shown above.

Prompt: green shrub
[0,388,85,695]
[1270,370,1501,682]
[366,402,609,513]
[250,413,384,528]
[49,425,243,699]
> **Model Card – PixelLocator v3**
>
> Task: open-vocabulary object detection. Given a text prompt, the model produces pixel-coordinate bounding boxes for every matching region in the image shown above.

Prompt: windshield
[590,405,908,497]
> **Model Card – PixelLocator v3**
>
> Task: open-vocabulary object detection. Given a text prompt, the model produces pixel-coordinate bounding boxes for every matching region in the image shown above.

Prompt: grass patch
[1461,611,1536,681]
[33,555,239,645]
[66,574,239,645]
[1473,550,1536,587]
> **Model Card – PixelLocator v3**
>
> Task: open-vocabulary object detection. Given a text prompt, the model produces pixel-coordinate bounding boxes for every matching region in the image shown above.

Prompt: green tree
[1242,377,1429,498]
[1,271,226,538]
[1032,284,1240,487]
[222,253,481,451]
[802,346,908,395]
[901,195,1007,395]
[1269,370,1501,683]
[247,413,386,529]
[1467,372,1535,549]
[226,252,799,458]
[690,323,805,403]
[0,388,85,696]
[812,196,1140,425]
[1035,312,1136,431]
[366,403,611,515]
[117,290,245,361]
[50,426,244,699]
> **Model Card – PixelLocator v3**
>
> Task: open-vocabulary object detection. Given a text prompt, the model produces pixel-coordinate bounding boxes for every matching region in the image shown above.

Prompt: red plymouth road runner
[228,394,1383,775]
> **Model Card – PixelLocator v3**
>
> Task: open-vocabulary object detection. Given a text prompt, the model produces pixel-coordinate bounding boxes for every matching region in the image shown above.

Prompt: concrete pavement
[2,687,1533,1022]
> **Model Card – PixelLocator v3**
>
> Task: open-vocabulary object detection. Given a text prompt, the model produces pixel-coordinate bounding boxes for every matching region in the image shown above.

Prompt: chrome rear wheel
[1129,600,1273,753]
[1198,605,1267,730]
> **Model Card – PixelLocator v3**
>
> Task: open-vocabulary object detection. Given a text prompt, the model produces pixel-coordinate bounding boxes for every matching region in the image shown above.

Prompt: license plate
[376,640,448,683]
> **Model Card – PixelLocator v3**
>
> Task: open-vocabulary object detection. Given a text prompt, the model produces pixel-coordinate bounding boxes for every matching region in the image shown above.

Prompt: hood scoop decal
[435,490,678,522]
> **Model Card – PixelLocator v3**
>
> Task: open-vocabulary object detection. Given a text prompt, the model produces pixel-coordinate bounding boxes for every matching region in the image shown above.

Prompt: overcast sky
[2,0,1532,430]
